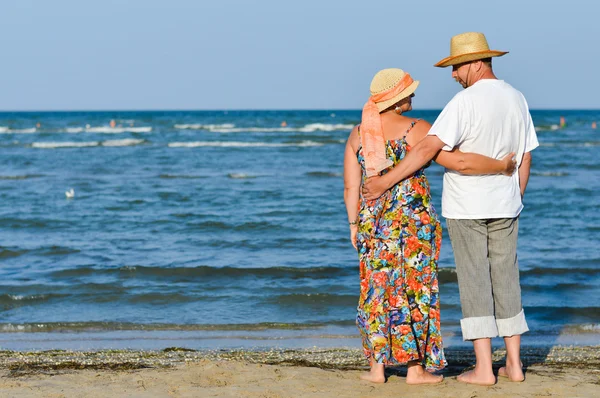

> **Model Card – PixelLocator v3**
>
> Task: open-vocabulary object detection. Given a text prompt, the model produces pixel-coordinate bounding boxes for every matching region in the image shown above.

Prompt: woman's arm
[434,149,516,176]
[343,127,362,250]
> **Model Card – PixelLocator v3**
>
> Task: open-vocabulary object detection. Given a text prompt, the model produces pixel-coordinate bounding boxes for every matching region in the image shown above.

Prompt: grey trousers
[446,217,529,341]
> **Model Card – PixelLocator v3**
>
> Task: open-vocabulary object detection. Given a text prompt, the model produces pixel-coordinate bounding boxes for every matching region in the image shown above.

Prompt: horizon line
[0,108,599,113]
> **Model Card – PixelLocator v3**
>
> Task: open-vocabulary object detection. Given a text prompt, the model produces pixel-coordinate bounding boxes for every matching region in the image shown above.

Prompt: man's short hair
[481,57,493,67]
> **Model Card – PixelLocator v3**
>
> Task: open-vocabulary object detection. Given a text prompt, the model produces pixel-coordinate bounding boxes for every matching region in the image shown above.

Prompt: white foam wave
[102,139,145,147]
[0,127,37,134]
[66,127,84,133]
[32,141,100,148]
[32,139,145,148]
[7,294,47,301]
[532,171,569,177]
[168,140,323,148]
[1,126,152,134]
[174,123,353,133]
[535,124,560,132]
[540,142,599,148]
[83,126,152,133]
[174,123,235,130]
[299,123,354,132]
[228,173,256,179]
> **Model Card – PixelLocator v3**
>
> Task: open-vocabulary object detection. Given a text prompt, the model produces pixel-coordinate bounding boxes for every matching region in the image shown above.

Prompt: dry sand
[0,346,598,397]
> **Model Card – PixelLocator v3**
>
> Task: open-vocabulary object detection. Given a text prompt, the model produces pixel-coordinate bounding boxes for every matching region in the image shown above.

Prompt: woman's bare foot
[498,361,524,382]
[406,362,443,385]
[457,369,496,386]
[360,363,385,383]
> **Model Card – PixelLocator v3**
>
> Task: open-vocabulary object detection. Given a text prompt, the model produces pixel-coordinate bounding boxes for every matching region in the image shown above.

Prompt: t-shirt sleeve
[524,113,539,153]
[427,95,465,151]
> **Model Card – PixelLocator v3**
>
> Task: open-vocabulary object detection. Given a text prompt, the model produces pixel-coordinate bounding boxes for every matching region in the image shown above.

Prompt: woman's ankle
[407,361,425,374]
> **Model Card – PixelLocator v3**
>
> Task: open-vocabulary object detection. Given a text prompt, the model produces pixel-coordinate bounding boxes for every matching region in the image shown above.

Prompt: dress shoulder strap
[403,119,421,138]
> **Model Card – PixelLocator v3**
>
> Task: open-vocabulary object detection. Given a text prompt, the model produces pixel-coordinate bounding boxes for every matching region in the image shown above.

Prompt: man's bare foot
[406,363,443,385]
[360,363,385,383]
[498,361,524,382]
[457,369,496,386]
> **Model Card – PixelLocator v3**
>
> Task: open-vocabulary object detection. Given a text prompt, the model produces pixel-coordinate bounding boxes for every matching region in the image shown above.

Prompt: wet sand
[0,345,598,397]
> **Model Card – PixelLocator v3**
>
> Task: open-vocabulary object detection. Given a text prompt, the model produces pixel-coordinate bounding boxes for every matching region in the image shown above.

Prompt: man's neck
[469,70,498,86]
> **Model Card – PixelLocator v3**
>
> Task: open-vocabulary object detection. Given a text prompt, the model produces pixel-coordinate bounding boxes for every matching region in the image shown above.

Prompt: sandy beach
[0,345,598,397]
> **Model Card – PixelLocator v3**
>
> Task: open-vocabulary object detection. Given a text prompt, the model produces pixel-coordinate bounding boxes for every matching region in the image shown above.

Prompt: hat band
[360,73,414,177]
[371,73,414,103]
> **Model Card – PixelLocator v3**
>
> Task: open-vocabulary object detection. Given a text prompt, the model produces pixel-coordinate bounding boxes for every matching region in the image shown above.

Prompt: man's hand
[350,225,358,250]
[502,152,517,176]
[362,176,388,200]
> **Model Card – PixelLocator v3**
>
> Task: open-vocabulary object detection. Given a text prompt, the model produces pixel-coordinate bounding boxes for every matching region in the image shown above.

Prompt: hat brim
[434,51,508,68]
[376,80,420,112]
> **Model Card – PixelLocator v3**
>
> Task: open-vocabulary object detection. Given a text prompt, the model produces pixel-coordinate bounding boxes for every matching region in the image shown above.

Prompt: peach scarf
[361,74,414,177]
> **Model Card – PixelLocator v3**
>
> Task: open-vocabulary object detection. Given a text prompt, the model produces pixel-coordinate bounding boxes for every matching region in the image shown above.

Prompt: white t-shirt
[428,79,539,219]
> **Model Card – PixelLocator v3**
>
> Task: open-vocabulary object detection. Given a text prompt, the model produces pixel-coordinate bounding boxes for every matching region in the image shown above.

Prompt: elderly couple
[343,32,539,385]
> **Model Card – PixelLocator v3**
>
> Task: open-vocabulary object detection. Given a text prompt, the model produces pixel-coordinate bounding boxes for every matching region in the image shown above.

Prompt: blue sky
[1,0,598,110]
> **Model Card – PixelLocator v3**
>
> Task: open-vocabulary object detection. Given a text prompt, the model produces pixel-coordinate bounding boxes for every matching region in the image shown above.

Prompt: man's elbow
[520,152,532,168]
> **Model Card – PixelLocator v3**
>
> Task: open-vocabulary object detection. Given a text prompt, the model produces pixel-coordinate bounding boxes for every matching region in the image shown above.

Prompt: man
[363,32,539,385]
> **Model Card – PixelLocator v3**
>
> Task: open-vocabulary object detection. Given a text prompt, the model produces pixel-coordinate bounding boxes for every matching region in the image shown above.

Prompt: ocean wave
[266,293,357,306]
[32,141,100,148]
[0,127,37,134]
[44,265,464,283]
[174,123,235,130]
[0,320,355,333]
[168,140,324,148]
[158,174,207,179]
[539,141,600,147]
[535,124,561,132]
[0,293,65,305]
[49,265,357,281]
[102,138,146,147]
[228,173,257,179]
[305,171,342,178]
[0,248,29,259]
[524,306,600,320]
[0,174,44,180]
[75,126,152,134]
[31,139,146,148]
[531,171,570,177]
[173,123,354,133]
[561,323,600,334]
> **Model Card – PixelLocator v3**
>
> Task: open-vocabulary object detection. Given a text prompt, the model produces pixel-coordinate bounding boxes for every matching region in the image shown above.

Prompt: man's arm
[362,135,444,200]
[519,151,532,198]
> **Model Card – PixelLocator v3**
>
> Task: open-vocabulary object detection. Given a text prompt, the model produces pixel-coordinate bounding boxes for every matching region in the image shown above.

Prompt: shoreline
[1,346,598,397]
[2,345,599,373]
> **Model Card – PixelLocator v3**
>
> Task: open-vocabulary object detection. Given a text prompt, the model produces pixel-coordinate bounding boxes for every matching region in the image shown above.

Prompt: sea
[0,110,598,351]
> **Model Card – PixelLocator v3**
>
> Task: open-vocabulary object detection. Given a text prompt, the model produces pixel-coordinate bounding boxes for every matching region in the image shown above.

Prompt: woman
[343,69,515,384]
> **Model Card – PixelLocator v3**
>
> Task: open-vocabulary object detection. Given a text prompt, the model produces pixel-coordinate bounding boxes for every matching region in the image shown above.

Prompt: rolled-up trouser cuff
[496,309,529,337]
[460,316,498,341]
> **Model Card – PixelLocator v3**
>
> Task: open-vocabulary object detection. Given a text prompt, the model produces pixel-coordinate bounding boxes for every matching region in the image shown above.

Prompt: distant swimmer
[110,120,116,128]
[280,121,287,127]
[592,121,597,129]
[36,122,41,129]
[560,116,566,128]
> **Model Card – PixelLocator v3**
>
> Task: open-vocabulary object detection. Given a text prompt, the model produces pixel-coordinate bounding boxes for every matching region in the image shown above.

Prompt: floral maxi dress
[356,120,446,371]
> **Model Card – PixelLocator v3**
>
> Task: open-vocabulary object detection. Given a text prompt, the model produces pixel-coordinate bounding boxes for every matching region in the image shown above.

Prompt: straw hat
[434,32,508,68]
[370,68,419,112]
